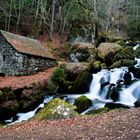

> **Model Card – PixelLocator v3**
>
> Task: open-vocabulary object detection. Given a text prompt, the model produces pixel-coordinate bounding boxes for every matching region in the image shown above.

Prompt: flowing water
[6,44,140,124]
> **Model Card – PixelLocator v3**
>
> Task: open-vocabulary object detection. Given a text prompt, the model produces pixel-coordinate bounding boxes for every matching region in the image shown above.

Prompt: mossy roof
[0,30,55,60]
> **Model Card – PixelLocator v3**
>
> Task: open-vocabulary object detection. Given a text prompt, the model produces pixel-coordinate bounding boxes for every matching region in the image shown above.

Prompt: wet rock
[73,71,92,93]
[85,107,110,115]
[124,72,132,85]
[0,100,19,120]
[74,96,92,113]
[134,99,140,107]
[105,102,130,109]
[19,88,44,112]
[35,98,79,120]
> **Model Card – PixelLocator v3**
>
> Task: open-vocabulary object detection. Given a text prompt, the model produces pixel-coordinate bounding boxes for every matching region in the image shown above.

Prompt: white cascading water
[6,96,53,125]
[6,44,140,124]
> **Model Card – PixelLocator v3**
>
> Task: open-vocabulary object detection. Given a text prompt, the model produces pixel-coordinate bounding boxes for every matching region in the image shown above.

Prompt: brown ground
[0,68,54,90]
[0,107,140,140]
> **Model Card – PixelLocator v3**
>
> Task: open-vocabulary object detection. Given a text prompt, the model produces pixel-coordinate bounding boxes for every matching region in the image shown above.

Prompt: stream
[6,45,140,125]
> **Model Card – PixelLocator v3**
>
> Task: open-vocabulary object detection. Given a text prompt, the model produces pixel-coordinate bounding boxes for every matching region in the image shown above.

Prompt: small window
[3,55,5,61]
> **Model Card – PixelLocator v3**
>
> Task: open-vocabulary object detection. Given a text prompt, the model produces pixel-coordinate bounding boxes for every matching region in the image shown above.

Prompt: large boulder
[110,59,135,68]
[49,65,92,94]
[74,96,92,113]
[113,46,134,62]
[72,71,92,93]
[35,98,79,120]
[19,87,44,112]
[65,63,88,81]
[0,100,19,120]
[70,42,97,62]
[97,43,122,65]
[88,61,106,73]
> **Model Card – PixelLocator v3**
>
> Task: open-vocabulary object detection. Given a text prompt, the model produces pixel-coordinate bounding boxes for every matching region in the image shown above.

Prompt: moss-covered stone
[74,96,92,113]
[72,71,92,93]
[19,87,44,112]
[47,80,59,94]
[85,107,110,115]
[0,90,15,101]
[35,98,79,120]
[98,43,122,66]
[0,87,11,93]
[115,39,125,46]
[110,59,135,68]
[0,100,19,120]
[88,61,105,73]
[51,66,67,84]
[134,46,140,58]
[113,46,134,62]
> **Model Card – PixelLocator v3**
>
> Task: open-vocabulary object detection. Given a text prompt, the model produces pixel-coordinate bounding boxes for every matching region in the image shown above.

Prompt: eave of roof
[0,30,55,60]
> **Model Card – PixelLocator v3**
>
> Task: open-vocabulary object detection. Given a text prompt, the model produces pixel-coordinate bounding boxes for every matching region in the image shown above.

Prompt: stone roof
[0,30,55,59]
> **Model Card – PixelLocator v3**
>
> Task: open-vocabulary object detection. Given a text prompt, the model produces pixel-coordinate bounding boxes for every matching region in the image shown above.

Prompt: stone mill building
[0,30,56,76]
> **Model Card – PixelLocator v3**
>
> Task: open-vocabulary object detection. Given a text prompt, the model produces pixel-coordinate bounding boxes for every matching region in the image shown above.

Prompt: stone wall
[0,33,56,76]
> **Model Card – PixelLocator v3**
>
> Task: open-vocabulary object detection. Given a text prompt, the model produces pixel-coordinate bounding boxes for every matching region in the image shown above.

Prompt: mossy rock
[0,100,19,120]
[113,46,134,62]
[98,43,122,65]
[110,59,135,68]
[0,90,15,101]
[134,46,140,58]
[74,96,92,113]
[47,80,59,94]
[0,87,11,93]
[51,66,67,84]
[85,107,110,115]
[35,98,79,120]
[115,39,125,46]
[19,88,44,112]
[72,71,92,93]
[88,61,106,73]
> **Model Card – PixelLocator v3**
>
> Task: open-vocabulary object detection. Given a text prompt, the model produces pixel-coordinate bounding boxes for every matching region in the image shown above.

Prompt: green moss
[85,107,110,115]
[0,87,11,93]
[0,90,15,101]
[51,66,67,84]
[115,40,125,46]
[113,46,134,62]
[47,80,59,94]
[73,71,92,93]
[88,61,103,73]
[134,47,140,58]
[111,59,135,68]
[74,96,92,113]
[35,98,79,120]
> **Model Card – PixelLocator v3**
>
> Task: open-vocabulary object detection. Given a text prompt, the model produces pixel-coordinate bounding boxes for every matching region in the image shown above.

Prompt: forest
[0,0,140,42]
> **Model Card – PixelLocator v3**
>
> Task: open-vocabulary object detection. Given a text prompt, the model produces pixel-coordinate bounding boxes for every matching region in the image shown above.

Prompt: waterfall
[5,56,140,124]
[6,96,53,125]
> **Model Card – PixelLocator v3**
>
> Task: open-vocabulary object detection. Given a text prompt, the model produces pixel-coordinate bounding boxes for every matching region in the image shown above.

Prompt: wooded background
[0,0,139,40]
